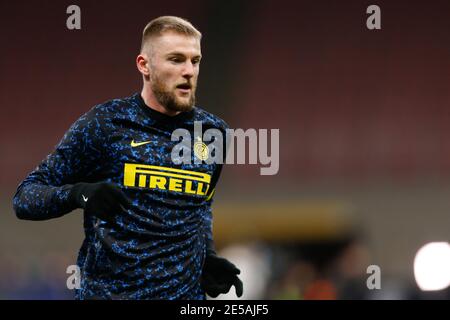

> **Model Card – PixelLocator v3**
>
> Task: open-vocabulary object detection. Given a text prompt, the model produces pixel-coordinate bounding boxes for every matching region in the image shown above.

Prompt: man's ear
[136,54,150,77]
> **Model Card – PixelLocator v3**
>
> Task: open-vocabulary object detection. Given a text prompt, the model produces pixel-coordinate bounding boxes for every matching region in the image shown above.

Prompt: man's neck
[140,86,181,117]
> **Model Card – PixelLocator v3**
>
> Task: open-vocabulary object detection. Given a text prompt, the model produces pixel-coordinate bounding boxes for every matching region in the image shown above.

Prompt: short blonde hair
[140,16,202,53]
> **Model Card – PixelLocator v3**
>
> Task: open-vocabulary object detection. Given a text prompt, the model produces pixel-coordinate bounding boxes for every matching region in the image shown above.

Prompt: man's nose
[182,61,195,78]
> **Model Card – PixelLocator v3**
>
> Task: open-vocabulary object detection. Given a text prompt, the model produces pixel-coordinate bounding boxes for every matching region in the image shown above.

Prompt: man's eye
[192,60,200,65]
[170,57,182,63]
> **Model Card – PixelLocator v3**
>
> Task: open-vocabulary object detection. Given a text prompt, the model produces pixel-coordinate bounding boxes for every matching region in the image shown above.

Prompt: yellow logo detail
[130,140,152,147]
[194,137,209,161]
[123,163,211,196]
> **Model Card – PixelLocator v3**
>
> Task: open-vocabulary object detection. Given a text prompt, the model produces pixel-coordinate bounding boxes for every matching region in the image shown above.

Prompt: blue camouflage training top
[13,93,228,299]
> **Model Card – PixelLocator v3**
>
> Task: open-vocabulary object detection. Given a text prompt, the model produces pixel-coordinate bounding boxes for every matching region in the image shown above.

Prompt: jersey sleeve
[203,163,224,255]
[12,109,106,221]
[203,120,229,255]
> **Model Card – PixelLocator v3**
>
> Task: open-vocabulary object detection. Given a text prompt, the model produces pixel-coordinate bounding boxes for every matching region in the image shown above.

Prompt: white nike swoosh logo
[82,195,88,202]
[130,140,151,147]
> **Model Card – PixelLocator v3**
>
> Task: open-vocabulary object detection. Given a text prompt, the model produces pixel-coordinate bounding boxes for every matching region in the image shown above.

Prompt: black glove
[201,254,243,298]
[69,182,131,221]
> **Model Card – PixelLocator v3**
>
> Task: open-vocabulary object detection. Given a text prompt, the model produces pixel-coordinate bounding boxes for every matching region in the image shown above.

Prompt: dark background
[1,0,450,299]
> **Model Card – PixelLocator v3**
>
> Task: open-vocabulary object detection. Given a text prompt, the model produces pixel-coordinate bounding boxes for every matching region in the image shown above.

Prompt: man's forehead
[152,31,201,56]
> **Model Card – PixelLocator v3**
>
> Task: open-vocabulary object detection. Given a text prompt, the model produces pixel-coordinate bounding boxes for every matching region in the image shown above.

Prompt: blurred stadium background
[1,0,450,299]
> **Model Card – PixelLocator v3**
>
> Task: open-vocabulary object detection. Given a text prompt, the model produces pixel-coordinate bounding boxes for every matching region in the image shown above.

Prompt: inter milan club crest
[194,136,209,161]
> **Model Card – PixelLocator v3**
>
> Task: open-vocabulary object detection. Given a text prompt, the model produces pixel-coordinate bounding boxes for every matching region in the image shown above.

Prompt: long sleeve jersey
[13,93,228,299]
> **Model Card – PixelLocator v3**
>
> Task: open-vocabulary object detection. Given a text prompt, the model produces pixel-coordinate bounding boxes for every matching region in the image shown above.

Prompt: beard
[150,73,196,113]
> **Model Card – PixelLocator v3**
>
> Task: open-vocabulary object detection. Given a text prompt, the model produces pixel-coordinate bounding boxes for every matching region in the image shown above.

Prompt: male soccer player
[13,16,243,300]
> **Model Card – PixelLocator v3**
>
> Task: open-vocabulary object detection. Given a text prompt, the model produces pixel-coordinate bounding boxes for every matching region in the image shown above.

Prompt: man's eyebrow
[166,52,202,59]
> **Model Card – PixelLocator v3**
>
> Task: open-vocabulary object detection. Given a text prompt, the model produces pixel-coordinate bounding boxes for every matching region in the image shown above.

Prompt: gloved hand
[201,254,243,298]
[69,182,131,220]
